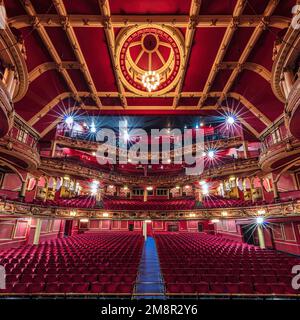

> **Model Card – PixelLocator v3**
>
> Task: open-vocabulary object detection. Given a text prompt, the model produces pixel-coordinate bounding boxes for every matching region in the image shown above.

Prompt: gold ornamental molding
[173,0,201,108]
[115,24,185,96]
[198,0,246,108]
[53,0,102,108]
[98,0,127,108]
[20,0,83,106]
[28,61,82,84]
[259,135,300,172]
[0,26,28,102]
[1,199,299,220]
[8,14,290,29]
[39,156,259,187]
[217,0,280,106]
[271,25,300,103]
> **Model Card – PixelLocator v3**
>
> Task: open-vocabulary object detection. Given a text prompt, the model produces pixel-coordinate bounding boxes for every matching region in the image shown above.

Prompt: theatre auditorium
[0,0,300,299]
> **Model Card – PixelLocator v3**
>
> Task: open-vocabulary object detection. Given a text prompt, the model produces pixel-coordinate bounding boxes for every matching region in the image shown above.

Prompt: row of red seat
[33,196,97,208]
[0,232,144,295]
[155,233,300,295]
[104,199,195,210]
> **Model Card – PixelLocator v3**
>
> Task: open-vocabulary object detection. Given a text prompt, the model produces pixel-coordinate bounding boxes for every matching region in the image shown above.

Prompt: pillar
[259,178,265,201]
[33,219,42,245]
[5,69,15,91]
[19,179,27,200]
[167,189,170,200]
[142,221,147,240]
[272,178,279,199]
[281,79,289,98]
[284,68,294,93]
[144,189,148,202]
[50,141,57,157]
[243,140,249,159]
[257,225,266,249]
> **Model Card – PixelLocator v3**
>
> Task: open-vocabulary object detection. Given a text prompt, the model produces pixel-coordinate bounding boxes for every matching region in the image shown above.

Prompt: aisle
[134,236,165,299]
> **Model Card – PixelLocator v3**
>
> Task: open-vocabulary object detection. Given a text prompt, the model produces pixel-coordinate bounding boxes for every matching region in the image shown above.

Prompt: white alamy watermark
[94,121,205,176]
[292,265,300,290]
[291,5,300,29]
[0,265,5,290]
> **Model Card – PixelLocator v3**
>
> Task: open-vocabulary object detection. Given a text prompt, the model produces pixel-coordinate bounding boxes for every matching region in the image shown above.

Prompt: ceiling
[6,0,294,140]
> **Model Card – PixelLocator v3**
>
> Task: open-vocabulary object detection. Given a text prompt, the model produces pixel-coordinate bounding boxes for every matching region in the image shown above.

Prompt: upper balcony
[40,156,259,187]
[259,119,300,171]
[0,24,29,137]
[0,115,40,170]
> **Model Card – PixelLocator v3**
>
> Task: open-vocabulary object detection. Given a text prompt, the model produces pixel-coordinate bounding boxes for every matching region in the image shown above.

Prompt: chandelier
[142,70,160,92]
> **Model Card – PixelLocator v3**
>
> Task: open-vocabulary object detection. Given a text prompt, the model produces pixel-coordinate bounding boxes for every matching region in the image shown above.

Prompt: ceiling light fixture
[226,115,235,125]
[142,70,160,92]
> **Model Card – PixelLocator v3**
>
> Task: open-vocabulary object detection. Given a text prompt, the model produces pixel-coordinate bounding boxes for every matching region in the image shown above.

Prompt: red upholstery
[32,196,97,209]
[104,199,195,210]
[0,232,143,295]
[156,233,300,295]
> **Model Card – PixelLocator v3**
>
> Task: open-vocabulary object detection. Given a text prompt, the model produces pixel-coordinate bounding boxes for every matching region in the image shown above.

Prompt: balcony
[0,115,40,170]
[0,197,299,221]
[286,76,300,139]
[0,79,13,137]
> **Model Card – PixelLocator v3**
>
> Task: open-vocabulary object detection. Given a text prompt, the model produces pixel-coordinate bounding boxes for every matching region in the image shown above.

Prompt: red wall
[267,218,300,255]
[0,218,64,248]
[215,219,243,242]
[79,219,211,233]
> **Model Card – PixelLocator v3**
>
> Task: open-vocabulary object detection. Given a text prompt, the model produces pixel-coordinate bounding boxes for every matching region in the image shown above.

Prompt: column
[284,68,294,93]
[142,221,147,240]
[144,189,148,202]
[19,179,27,200]
[243,141,249,159]
[50,141,57,157]
[33,219,42,245]
[272,178,279,199]
[33,177,39,200]
[5,69,15,91]
[167,189,170,200]
[281,79,289,98]
[257,225,266,249]
[259,178,265,201]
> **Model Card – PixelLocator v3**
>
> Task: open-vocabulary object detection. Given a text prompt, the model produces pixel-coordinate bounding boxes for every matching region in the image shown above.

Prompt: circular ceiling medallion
[116,25,184,95]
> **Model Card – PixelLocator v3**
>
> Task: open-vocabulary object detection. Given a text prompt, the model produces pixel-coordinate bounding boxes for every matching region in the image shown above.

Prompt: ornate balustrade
[0,24,28,138]
[40,156,260,186]
[0,115,40,169]
[0,198,299,220]
[53,133,244,160]
[271,22,300,103]
[286,76,300,139]
[259,133,300,171]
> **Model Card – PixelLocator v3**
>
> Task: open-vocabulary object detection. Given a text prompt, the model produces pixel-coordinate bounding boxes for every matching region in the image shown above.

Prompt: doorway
[128,223,134,231]
[241,224,255,245]
[167,223,179,232]
[198,223,204,232]
[64,220,73,237]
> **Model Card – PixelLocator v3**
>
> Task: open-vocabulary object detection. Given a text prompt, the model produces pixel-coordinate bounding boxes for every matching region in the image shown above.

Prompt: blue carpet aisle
[134,236,166,299]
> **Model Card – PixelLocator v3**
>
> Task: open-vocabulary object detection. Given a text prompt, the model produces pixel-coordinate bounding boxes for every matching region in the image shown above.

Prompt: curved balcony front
[271,24,300,103]
[40,156,259,187]
[0,80,14,138]
[0,197,298,221]
[0,116,40,170]
[0,26,28,102]
[286,77,300,139]
[259,134,300,172]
